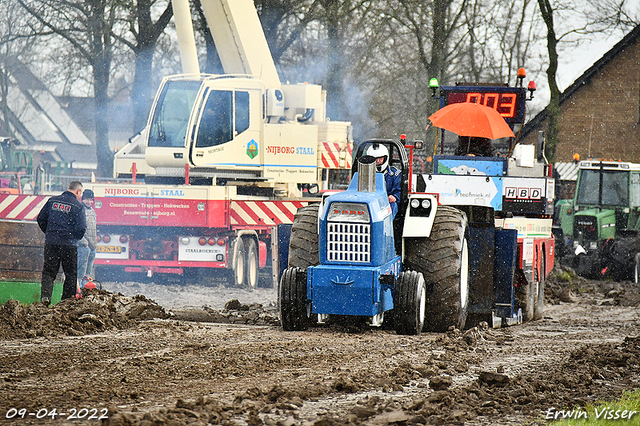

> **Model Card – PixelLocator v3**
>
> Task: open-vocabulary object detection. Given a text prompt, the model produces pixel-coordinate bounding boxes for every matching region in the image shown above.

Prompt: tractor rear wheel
[279,267,310,331]
[283,204,320,326]
[288,204,320,269]
[394,271,426,335]
[405,206,469,332]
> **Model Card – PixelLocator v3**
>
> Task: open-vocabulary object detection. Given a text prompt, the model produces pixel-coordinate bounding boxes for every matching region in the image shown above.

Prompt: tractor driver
[367,143,401,218]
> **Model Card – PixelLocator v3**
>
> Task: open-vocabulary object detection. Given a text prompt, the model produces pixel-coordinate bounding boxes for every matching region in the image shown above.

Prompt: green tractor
[555,159,640,280]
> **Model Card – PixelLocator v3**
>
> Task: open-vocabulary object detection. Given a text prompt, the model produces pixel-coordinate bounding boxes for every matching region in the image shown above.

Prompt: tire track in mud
[1,272,639,425]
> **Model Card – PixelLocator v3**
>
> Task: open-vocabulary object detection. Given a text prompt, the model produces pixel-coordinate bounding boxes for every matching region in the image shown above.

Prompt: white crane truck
[0,0,352,288]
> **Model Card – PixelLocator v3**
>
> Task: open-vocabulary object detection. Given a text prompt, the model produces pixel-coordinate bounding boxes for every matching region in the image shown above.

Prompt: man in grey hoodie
[77,189,97,287]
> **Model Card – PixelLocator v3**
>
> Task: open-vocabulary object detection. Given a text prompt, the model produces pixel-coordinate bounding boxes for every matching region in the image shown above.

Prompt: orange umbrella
[428,102,515,139]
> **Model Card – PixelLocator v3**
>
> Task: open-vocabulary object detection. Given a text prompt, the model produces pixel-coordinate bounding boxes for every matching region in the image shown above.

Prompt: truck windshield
[577,170,629,206]
[148,80,202,148]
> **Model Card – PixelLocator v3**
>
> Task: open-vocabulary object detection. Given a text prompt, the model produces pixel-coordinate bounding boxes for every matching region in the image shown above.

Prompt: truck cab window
[577,170,629,206]
[196,90,233,148]
[602,172,628,206]
[576,170,600,205]
[148,80,201,148]
[235,91,250,135]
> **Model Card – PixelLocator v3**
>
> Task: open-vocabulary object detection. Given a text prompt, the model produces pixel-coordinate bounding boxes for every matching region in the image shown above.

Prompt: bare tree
[115,0,173,132]
[381,0,468,148]
[537,0,560,162]
[0,1,35,139]
[192,0,222,74]
[17,0,121,177]
[256,0,320,65]
[533,0,631,161]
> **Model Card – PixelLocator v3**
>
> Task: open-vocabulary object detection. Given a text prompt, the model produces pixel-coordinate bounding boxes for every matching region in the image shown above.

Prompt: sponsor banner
[422,175,503,209]
[95,196,210,226]
[90,186,229,227]
[421,175,550,214]
[502,177,548,214]
[435,157,507,176]
[497,218,553,237]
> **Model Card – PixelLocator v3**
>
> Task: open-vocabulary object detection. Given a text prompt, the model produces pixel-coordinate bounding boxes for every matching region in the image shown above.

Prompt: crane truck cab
[113,0,353,198]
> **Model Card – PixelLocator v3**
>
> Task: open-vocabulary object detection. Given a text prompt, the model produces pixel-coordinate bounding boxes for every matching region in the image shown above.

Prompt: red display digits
[462,92,516,118]
[498,94,516,118]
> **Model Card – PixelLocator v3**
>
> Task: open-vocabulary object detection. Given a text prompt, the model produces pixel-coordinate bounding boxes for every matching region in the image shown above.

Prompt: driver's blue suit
[384,166,402,218]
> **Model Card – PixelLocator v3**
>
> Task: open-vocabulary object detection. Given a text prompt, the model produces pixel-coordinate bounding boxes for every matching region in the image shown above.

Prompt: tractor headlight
[408,197,434,218]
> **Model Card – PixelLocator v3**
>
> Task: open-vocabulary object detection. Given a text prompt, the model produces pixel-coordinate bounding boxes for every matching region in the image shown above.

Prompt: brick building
[520,25,640,163]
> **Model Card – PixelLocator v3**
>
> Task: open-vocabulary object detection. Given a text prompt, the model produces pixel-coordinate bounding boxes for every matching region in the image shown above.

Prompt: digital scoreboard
[439,85,527,127]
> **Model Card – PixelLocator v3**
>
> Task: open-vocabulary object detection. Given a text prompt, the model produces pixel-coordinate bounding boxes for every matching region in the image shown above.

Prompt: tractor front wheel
[279,267,310,331]
[394,271,426,335]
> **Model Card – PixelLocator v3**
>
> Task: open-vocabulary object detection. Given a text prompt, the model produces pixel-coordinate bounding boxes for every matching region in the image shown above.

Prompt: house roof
[0,56,97,170]
[521,24,640,139]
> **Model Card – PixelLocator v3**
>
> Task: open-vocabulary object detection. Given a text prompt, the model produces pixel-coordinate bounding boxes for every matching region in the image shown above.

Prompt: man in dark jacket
[37,181,87,305]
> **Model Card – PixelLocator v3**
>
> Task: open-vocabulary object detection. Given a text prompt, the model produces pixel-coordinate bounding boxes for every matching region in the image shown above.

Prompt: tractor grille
[327,223,371,263]
[574,216,598,240]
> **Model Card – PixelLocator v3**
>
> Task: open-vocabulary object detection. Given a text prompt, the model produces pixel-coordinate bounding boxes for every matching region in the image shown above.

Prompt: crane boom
[170,0,200,74]
[200,0,281,88]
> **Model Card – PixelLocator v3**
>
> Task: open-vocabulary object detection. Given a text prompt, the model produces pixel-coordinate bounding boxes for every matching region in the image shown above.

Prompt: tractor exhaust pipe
[358,155,376,192]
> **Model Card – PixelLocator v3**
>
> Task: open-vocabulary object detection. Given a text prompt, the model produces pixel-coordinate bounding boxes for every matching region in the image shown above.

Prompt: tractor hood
[573,208,616,241]
[318,172,395,266]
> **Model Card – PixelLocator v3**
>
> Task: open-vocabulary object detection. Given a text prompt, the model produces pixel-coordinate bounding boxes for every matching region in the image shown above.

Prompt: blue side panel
[467,226,495,315]
[493,229,518,318]
[309,257,400,316]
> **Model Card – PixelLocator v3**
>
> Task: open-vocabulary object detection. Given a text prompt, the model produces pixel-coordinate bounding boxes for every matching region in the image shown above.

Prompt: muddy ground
[1,267,639,425]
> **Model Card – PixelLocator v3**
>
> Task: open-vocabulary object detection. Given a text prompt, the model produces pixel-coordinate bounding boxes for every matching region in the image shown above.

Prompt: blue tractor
[280,138,471,335]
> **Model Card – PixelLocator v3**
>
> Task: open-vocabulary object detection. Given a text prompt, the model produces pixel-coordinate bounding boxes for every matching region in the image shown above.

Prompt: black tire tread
[288,204,320,269]
[394,270,425,335]
[280,267,309,331]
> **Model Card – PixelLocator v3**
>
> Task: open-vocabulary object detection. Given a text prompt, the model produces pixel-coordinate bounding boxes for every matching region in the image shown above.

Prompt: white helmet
[366,143,389,172]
